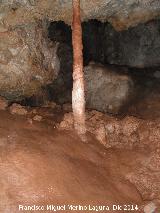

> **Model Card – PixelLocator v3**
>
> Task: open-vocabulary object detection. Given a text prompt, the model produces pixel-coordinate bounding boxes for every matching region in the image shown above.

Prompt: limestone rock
[59,108,151,150]
[103,20,160,68]
[104,115,160,150]
[59,110,160,150]
[0,96,8,110]
[84,63,135,114]
[63,103,72,112]
[0,23,60,101]
[95,124,106,146]
[48,43,73,104]
[9,103,28,115]
[59,113,74,130]
[1,0,160,31]
[43,101,57,109]
[33,115,42,122]
[0,1,160,103]
[83,19,160,68]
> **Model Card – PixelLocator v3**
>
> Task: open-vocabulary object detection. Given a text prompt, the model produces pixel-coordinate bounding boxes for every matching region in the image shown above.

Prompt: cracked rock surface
[0,0,160,31]
[0,22,59,100]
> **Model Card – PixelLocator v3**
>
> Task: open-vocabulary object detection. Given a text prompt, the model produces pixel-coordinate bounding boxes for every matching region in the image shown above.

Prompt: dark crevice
[21,20,160,119]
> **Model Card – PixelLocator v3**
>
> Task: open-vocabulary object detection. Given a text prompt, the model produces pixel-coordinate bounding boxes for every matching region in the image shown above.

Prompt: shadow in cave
[21,20,160,120]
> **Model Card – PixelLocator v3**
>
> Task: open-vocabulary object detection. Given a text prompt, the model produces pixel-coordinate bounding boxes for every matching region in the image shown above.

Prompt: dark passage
[22,19,160,119]
[48,20,106,66]
[47,20,160,117]
[48,19,160,68]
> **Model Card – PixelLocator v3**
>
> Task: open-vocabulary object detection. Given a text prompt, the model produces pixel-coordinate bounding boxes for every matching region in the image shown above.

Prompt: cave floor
[0,110,159,212]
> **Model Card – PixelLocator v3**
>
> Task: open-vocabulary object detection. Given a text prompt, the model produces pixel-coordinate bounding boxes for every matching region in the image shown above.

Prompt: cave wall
[0,0,160,31]
[0,21,60,100]
[45,19,160,112]
[50,19,160,69]
[83,19,160,68]
[103,19,160,68]
[0,0,160,101]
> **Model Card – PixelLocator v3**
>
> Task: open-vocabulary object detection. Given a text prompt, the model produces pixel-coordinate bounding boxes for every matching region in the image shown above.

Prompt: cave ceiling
[0,0,160,31]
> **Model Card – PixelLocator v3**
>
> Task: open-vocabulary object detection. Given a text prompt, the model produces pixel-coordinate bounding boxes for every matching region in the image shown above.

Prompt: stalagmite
[72,0,86,140]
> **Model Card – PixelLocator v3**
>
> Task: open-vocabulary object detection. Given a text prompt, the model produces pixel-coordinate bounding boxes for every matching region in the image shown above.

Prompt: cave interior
[0,2,160,212]
[22,19,160,119]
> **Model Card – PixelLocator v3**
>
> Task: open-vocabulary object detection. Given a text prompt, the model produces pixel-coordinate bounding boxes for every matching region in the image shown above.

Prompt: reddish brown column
[72,0,86,140]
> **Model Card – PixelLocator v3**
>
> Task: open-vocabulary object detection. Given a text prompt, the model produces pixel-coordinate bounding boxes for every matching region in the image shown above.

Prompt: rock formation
[83,19,160,68]
[1,0,160,30]
[84,62,135,114]
[0,22,60,100]
[0,0,160,101]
